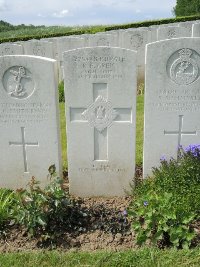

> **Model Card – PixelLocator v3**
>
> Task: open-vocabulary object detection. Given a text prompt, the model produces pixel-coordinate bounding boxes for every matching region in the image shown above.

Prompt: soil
[0,196,136,253]
[1,165,200,253]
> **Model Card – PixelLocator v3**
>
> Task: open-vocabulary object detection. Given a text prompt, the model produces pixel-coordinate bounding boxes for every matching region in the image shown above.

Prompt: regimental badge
[82,95,118,132]
[3,66,35,99]
[169,48,199,85]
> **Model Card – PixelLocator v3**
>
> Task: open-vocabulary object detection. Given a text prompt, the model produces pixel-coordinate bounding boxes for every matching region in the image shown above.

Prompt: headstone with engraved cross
[0,55,62,189]
[63,47,137,197]
[144,38,200,177]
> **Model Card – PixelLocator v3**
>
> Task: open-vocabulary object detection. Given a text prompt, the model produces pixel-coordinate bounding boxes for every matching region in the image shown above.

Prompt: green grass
[59,102,67,169]
[136,95,144,165]
[59,95,144,168]
[1,247,200,267]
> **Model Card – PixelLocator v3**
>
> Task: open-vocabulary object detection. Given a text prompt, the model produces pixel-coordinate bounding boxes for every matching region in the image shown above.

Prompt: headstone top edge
[0,55,57,63]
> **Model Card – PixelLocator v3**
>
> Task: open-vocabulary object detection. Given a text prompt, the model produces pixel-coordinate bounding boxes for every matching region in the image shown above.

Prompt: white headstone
[178,21,194,35]
[121,29,150,82]
[0,43,24,56]
[0,55,61,189]
[23,40,55,59]
[144,38,200,177]
[64,47,137,197]
[157,26,191,41]
[57,36,86,81]
[192,22,200,37]
[88,33,119,47]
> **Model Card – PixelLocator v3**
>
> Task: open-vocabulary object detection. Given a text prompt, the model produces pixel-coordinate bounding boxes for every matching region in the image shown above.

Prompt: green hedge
[105,14,200,31]
[0,15,200,44]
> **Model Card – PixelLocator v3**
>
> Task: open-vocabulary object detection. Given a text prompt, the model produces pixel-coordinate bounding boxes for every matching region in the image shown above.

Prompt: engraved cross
[70,83,132,162]
[9,127,39,173]
[164,115,197,156]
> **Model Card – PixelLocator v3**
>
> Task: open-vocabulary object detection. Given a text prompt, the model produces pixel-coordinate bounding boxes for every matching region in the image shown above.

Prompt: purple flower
[143,201,148,206]
[184,144,200,157]
[160,155,167,162]
[122,209,128,216]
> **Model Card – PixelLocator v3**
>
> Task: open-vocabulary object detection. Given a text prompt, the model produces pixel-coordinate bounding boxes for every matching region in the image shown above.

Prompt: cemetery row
[1,20,200,82]
[0,22,200,197]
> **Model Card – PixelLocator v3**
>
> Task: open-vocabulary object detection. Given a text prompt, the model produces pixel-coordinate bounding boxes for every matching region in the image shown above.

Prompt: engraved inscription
[0,102,51,124]
[67,55,126,79]
[130,34,143,49]
[79,166,126,173]
[3,66,35,99]
[167,48,199,85]
[82,95,118,132]
[9,127,39,173]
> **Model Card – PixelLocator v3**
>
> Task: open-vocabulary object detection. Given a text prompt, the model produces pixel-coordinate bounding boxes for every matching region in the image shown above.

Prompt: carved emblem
[130,34,143,49]
[33,44,45,56]
[168,29,176,39]
[1,46,13,56]
[82,96,118,132]
[3,66,35,99]
[169,48,199,85]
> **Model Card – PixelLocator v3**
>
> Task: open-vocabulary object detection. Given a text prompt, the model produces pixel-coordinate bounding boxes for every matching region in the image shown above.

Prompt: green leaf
[37,217,46,226]
[182,241,189,249]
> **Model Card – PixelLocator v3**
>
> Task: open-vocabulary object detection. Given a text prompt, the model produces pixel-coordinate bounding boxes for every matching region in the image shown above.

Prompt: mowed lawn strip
[1,248,200,267]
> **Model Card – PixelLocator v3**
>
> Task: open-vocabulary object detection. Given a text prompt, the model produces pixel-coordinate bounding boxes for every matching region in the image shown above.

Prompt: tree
[173,0,200,16]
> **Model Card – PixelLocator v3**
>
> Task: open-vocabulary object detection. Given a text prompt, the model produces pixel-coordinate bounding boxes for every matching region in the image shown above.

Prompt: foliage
[1,248,200,267]
[14,170,73,236]
[173,0,200,17]
[0,15,200,44]
[105,15,200,31]
[58,81,65,102]
[0,189,15,229]
[130,191,195,248]
[130,145,200,248]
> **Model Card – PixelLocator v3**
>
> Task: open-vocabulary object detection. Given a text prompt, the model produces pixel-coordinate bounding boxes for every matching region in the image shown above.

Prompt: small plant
[130,144,200,248]
[130,190,195,248]
[0,189,15,229]
[14,167,73,236]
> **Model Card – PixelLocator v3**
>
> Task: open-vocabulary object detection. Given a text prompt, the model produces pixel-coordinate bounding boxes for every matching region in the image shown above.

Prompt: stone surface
[192,23,200,37]
[0,43,24,56]
[63,47,137,197]
[157,26,191,41]
[23,40,55,58]
[57,36,86,80]
[0,55,61,189]
[178,21,195,35]
[121,29,150,83]
[88,33,119,47]
[144,38,200,177]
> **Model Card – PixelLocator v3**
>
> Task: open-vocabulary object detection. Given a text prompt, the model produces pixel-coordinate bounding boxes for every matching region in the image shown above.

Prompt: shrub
[129,144,200,248]
[14,168,73,236]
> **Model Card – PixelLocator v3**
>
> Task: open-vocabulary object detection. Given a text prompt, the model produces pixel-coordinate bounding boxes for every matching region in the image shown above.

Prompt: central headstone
[64,47,137,197]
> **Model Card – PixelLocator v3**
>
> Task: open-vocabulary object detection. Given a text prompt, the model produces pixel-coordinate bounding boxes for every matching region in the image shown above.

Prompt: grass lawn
[1,247,200,267]
[59,95,144,169]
